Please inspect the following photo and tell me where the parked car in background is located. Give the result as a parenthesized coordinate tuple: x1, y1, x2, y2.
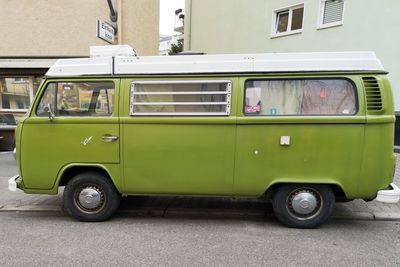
(0, 113, 16, 151)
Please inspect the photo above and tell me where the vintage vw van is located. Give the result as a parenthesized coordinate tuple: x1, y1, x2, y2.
(9, 46, 400, 228)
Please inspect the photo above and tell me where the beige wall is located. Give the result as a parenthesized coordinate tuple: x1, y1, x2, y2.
(120, 0, 160, 56)
(0, 0, 159, 57)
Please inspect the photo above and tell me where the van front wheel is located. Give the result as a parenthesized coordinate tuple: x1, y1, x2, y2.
(272, 184, 335, 228)
(63, 172, 120, 222)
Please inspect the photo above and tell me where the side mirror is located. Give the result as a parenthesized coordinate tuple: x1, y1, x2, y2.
(47, 103, 55, 121)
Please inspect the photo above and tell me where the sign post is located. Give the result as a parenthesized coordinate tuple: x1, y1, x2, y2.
(96, 20, 115, 44)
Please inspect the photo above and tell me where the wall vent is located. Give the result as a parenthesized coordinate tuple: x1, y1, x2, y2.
(363, 77, 382, 111)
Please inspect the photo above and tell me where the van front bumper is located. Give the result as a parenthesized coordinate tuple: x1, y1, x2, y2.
(8, 175, 23, 192)
(376, 183, 400, 203)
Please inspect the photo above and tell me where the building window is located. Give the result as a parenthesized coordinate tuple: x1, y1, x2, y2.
(318, 0, 345, 29)
(244, 79, 356, 116)
(130, 80, 232, 116)
(0, 77, 34, 111)
(272, 4, 304, 38)
(0, 76, 43, 124)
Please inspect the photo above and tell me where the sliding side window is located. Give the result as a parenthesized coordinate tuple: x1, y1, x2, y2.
(244, 79, 357, 116)
(130, 80, 232, 116)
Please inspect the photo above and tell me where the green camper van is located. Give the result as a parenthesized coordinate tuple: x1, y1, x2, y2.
(9, 46, 400, 228)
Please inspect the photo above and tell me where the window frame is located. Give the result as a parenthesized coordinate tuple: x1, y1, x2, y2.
(271, 3, 305, 38)
(12, 77, 29, 84)
(317, 0, 345, 30)
(129, 80, 232, 116)
(242, 77, 359, 117)
(34, 80, 116, 117)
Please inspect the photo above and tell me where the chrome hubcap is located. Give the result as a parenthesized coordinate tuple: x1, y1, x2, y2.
(291, 192, 318, 215)
(76, 186, 105, 211)
(287, 188, 322, 220)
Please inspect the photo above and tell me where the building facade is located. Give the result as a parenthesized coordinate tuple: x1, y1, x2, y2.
(0, 0, 159, 150)
(184, 0, 400, 122)
(159, 34, 184, 56)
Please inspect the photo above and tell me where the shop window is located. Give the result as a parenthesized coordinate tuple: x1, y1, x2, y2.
(0, 77, 31, 111)
(130, 80, 231, 116)
(0, 114, 16, 126)
(272, 4, 304, 37)
(244, 79, 356, 116)
(13, 77, 29, 84)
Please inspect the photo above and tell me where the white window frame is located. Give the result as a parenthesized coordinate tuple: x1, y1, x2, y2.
(12, 77, 29, 84)
(317, 0, 345, 30)
(271, 3, 304, 38)
(129, 80, 232, 116)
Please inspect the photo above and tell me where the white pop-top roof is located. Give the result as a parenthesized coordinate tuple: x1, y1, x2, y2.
(90, 45, 137, 57)
(46, 49, 385, 77)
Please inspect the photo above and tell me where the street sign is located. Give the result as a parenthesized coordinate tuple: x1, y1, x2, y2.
(96, 20, 115, 44)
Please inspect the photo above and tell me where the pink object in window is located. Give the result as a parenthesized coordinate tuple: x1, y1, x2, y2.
(245, 105, 261, 113)
(320, 89, 327, 99)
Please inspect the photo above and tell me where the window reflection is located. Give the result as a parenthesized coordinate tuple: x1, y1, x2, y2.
(0, 76, 43, 125)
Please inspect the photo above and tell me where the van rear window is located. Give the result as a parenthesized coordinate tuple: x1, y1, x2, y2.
(130, 80, 231, 116)
(244, 79, 356, 116)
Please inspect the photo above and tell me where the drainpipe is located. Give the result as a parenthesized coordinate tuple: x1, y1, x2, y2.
(187, 0, 193, 50)
(107, 0, 118, 34)
(117, 0, 122, 44)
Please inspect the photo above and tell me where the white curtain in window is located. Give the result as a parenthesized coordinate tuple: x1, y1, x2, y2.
(260, 80, 304, 115)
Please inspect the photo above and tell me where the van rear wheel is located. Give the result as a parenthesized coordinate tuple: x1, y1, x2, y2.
(63, 172, 120, 222)
(272, 184, 335, 228)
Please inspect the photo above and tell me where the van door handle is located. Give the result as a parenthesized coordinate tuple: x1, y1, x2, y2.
(102, 135, 119, 142)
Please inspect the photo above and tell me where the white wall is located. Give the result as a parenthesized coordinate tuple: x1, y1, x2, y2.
(185, 0, 400, 110)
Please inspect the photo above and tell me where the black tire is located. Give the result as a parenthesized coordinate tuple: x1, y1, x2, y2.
(272, 184, 335, 228)
(63, 172, 121, 222)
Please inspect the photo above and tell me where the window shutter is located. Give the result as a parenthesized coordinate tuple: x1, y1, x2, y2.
(323, 0, 344, 24)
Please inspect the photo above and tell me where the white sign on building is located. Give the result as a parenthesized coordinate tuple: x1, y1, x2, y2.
(96, 20, 115, 44)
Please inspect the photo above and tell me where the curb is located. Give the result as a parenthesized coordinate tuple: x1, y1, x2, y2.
(373, 212, 400, 221)
(0, 205, 62, 212)
(332, 211, 375, 221)
(1, 205, 400, 221)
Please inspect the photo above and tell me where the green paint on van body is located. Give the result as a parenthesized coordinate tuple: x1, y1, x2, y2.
(15, 73, 396, 201)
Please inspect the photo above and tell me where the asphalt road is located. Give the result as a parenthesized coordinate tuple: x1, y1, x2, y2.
(0, 212, 399, 266)
(1, 151, 400, 266)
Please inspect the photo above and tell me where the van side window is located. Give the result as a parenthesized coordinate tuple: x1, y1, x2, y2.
(244, 79, 356, 116)
(36, 81, 115, 117)
(130, 80, 231, 116)
(36, 83, 56, 116)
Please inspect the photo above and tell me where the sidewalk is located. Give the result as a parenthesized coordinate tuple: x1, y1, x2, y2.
(1, 152, 400, 221)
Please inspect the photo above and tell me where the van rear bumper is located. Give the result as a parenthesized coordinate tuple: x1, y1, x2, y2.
(376, 183, 400, 203)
